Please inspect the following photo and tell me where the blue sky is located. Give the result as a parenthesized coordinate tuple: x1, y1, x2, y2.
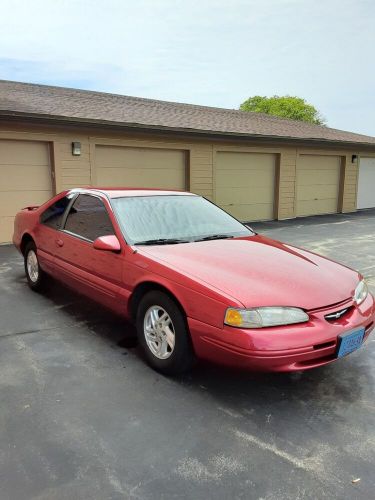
(1, 0, 374, 135)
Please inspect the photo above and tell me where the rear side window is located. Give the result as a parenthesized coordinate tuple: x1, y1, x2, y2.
(64, 194, 114, 241)
(40, 195, 73, 229)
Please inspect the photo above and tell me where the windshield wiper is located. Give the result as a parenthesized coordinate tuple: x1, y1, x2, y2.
(194, 234, 234, 242)
(134, 238, 189, 245)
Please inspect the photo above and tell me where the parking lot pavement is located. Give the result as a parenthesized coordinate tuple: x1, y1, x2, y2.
(0, 209, 374, 500)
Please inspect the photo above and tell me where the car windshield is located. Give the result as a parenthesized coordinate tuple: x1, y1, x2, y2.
(111, 195, 254, 244)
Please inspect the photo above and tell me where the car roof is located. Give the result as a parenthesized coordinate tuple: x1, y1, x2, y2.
(68, 187, 197, 199)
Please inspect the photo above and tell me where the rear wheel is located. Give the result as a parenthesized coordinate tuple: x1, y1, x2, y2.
(24, 241, 46, 292)
(136, 291, 194, 375)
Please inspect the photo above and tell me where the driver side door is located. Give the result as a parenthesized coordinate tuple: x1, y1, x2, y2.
(54, 193, 124, 311)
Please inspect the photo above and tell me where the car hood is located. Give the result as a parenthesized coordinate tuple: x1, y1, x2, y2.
(139, 235, 359, 310)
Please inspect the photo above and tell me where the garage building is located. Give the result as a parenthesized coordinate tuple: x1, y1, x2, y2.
(1, 80, 375, 244)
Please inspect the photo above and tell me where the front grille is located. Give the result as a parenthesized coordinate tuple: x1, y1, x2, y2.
(324, 307, 351, 322)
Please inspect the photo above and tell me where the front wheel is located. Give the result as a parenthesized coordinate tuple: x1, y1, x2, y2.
(24, 241, 47, 292)
(136, 291, 194, 375)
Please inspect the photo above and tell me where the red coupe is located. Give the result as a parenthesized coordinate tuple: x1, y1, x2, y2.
(13, 188, 374, 375)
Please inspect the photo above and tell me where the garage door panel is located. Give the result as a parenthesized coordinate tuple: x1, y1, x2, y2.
(297, 155, 339, 168)
(297, 163, 340, 170)
(296, 155, 340, 217)
(98, 157, 185, 170)
(217, 153, 274, 171)
(0, 140, 52, 243)
(216, 186, 274, 205)
(0, 217, 14, 244)
(297, 170, 339, 186)
(215, 152, 276, 221)
(216, 169, 274, 188)
(0, 140, 50, 165)
(222, 203, 274, 221)
(297, 184, 339, 200)
(0, 164, 52, 191)
(95, 146, 186, 190)
(97, 167, 185, 189)
(357, 158, 375, 209)
(96, 147, 185, 168)
(297, 199, 338, 217)
(0, 191, 52, 217)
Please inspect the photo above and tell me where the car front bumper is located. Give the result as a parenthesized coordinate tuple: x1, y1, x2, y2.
(188, 293, 375, 372)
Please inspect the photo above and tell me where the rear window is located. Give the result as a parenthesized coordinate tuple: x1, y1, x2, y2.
(40, 195, 73, 229)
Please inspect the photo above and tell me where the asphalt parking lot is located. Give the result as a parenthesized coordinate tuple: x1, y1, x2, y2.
(0, 209, 374, 500)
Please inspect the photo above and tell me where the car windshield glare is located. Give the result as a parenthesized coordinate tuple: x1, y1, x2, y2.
(111, 195, 253, 244)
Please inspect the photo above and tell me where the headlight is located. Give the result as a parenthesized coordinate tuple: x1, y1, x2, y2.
(354, 280, 368, 305)
(224, 307, 309, 328)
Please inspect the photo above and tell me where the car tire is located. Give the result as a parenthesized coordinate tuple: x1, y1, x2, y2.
(136, 291, 194, 375)
(24, 241, 47, 292)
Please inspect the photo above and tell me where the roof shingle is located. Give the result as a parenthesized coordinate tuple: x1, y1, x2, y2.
(1, 80, 375, 147)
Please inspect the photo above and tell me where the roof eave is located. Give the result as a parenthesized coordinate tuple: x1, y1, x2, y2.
(1, 110, 375, 151)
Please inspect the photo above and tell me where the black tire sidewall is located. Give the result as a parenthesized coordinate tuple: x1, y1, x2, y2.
(136, 291, 194, 375)
(24, 242, 45, 291)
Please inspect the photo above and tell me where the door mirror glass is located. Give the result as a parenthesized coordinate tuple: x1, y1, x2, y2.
(93, 235, 121, 252)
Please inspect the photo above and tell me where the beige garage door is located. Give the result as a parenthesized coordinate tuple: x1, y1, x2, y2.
(0, 140, 52, 243)
(215, 152, 276, 221)
(95, 146, 186, 190)
(296, 155, 341, 217)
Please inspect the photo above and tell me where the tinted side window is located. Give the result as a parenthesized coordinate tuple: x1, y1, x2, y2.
(40, 195, 73, 229)
(64, 194, 114, 241)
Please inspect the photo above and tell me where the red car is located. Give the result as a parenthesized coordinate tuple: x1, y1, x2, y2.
(13, 188, 374, 375)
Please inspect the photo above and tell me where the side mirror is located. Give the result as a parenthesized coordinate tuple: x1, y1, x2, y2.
(93, 235, 121, 252)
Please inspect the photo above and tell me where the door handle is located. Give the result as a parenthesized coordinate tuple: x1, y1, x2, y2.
(56, 239, 64, 247)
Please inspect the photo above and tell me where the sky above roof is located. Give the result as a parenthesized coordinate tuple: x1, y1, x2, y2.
(0, 0, 374, 136)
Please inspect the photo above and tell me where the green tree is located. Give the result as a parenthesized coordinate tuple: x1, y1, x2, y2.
(240, 95, 326, 125)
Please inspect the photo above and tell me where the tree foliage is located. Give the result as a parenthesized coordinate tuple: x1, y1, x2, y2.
(240, 95, 326, 125)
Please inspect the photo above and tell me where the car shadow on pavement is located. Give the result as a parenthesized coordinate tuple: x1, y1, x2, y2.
(37, 277, 139, 347)
(36, 277, 367, 416)
(178, 359, 365, 410)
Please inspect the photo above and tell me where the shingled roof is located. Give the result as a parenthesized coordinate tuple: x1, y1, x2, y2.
(1, 80, 375, 148)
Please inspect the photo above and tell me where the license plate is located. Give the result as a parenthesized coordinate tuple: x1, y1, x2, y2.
(336, 328, 365, 358)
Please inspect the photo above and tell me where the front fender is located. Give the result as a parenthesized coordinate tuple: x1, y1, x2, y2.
(122, 266, 234, 329)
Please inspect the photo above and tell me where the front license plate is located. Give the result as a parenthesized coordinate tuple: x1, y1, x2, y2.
(336, 328, 365, 358)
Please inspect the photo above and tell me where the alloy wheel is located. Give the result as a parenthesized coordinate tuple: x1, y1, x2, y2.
(143, 305, 176, 359)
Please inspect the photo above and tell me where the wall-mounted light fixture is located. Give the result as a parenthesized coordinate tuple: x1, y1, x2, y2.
(72, 141, 81, 156)
(351, 154, 358, 164)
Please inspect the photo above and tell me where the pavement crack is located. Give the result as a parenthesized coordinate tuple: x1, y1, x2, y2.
(0, 327, 56, 340)
(0, 320, 108, 340)
(233, 429, 325, 475)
